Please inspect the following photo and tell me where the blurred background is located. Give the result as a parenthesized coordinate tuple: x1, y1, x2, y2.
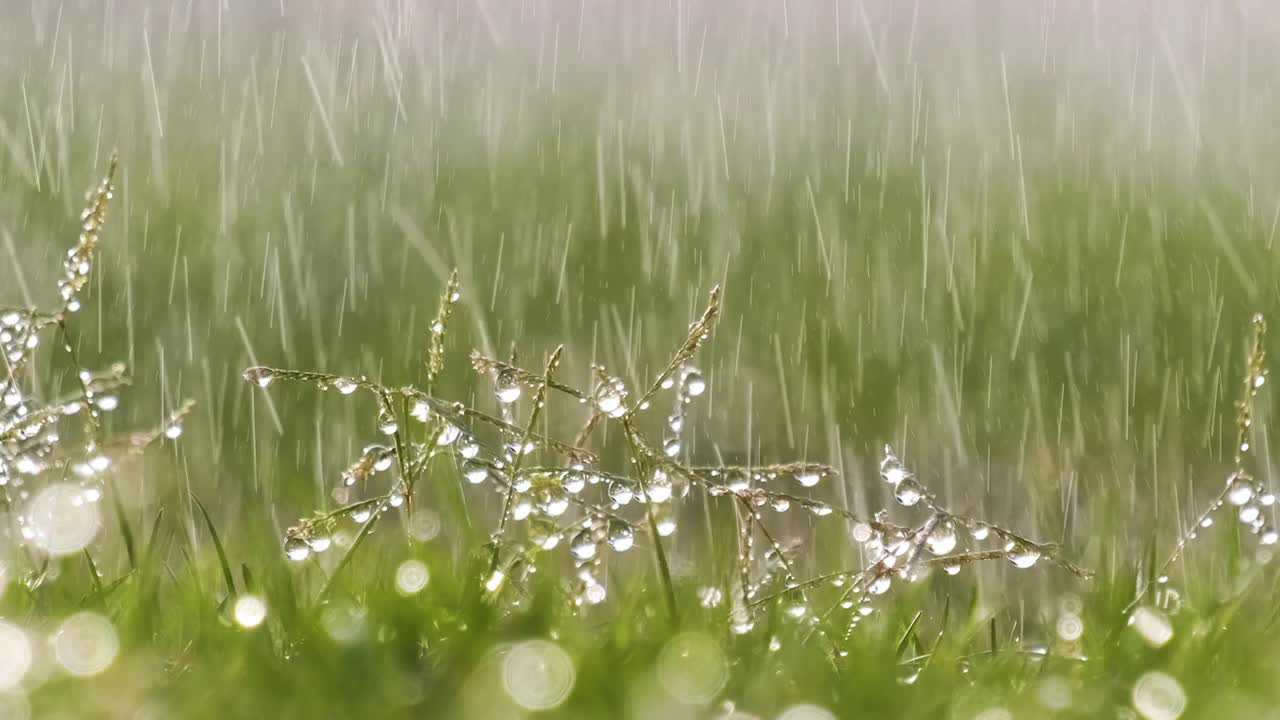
(1, 0, 1278, 590)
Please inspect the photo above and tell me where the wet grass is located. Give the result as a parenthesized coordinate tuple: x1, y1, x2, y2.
(3, 2, 1280, 718)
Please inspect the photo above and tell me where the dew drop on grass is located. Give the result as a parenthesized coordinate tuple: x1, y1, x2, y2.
(502, 640, 575, 712)
(795, 471, 821, 488)
(605, 520, 634, 552)
(1055, 613, 1084, 642)
(233, 595, 268, 629)
(495, 370, 522, 404)
(395, 559, 430, 595)
(1227, 472, 1255, 506)
(1005, 543, 1041, 569)
(868, 575, 892, 595)
(880, 445, 910, 485)
(308, 536, 332, 553)
(683, 369, 706, 397)
(570, 528, 597, 561)
(1132, 671, 1186, 720)
(0, 621, 32, 690)
(604, 476, 634, 504)
(436, 423, 461, 446)
(284, 537, 311, 562)
(663, 438, 681, 457)
(893, 477, 924, 507)
(25, 484, 101, 556)
(646, 468, 673, 503)
(593, 378, 627, 417)
(51, 612, 118, 677)
(331, 377, 359, 395)
(410, 400, 430, 422)
(926, 520, 958, 555)
(242, 367, 276, 388)
(377, 409, 399, 436)
(1128, 606, 1173, 648)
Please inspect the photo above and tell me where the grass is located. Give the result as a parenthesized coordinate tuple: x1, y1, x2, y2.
(3, 2, 1280, 719)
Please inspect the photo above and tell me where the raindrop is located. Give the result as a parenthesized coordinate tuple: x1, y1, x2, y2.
(868, 575, 892, 595)
(880, 445, 910, 485)
(331, 377, 359, 395)
(646, 468, 674, 503)
(1227, 473, 1255, 506)
(893, 477, 924, 507)
(608, 479, 636, 505)
(683, 369, 706, 397)
(436, 423, 461, 446)
(1132, 671, 1186, 720)
(284, 537, 311, 562)
(502, 640, 576, 711)
(926, 520, 958, 555)
(1128, 606, 1173, 648)
(606, 520, 634, 552)
(243, 367, 276, 388)
(495, 370, 522, 404)
(795, 471, 821, 488)
(51, 612, 118, 677)
(395, 560, 429, 595)
(593, 378, 627, 417)
(1005, 543, 1041, 569)
(377, 408, 399, 436)
(233, 595, 268, 629)
(570, 528, 597, 561)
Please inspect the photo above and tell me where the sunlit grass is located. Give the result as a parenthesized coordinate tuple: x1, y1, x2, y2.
(2, 2, 1280, 719)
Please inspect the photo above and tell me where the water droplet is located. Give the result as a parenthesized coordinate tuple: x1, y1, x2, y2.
(1128, 606, 1173, 648)
(593, 378, 627, 417)
(663, 438, 681, 457)
(0, 621, 32, 690)
(893, 477, 924, 507)
(606, 520, 634, 552)
(233, 595, 268, 628)
(495, 370, 522, 404)
(242, 367, 276, 388)
(502, 640, 576, 711)
(51, 612, 118, 677)
(1240, 503, 1262, 524)
(926, 520, 958, 555)
(608, 478, 636, 505)
(880, 445, 910, 485)
(331, 377, 359, 395)
(436, 423, 461, 446)
(868, 575, 892, 595)
(395, 560, 429, 595)
(26, 484, 101, 555)
(795, 471, 821, 488)
(646, 468, 673, 503)
(1055, 613, 1084, 641)
(1005, 543, 1041, 569)
(410, 400, 431, 422)
(683, 369, 706, 397)
(377, 408, 399, 435)
(1227, 472, 1255, 506)
(284, 537, 311, 562)
(570, 528, 597, 561)
(1132, 671, 1186, 720)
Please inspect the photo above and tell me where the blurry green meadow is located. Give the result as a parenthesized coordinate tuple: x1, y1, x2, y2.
(2, 1, 1280, 718)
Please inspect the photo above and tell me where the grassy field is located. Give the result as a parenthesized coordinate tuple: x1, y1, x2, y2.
(3, 1, 1280, 718)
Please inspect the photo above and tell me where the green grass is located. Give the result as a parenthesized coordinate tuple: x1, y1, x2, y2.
(3, 2, 1280, 718)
